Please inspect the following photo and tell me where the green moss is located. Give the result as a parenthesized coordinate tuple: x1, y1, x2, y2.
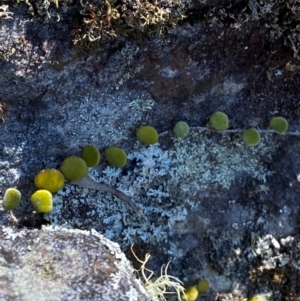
(105, 146, 127, 168)
(2, 188, 21, 211)
(242, 128, 261, 146)
(74, 0, 189, 44)
(197, 279, 209, 294)
(209, 112, 229, 131)
(34, 169, 65, 193)
(82, 144, 100, 167)
(136, 125, 159, 145)
(31, 190, 53, 213)
(60, 156, 88, 181)
(173, 121, 189, 138)
(269, 116, 288, 133)
(181, 286, 198, 301)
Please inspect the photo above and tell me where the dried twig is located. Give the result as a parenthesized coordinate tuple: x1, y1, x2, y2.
(160, 127, 300, 137)
(72, 176, 146, 220)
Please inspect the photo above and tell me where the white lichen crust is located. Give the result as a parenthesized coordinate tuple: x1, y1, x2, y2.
(46, 129, 275, 248)
(46, 144, 186, 246)
(169, 130, 274, 193)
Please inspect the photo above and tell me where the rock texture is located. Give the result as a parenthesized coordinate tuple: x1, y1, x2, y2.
(1, 1, 300, 300)
(0, 226, 150, 301)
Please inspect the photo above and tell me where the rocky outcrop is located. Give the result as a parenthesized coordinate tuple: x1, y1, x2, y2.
(0, 226, 150, 301)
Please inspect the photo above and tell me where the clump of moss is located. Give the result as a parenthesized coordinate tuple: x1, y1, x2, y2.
(2, 188, 21, 211)
(209, 112, 229, 131)
(31, 190, 53, 213)
(181, 285, 198, 301)
(82, 144, 100, 167)
(242, 128, 261, 146)
(34, 169, 65, 193)
(136, 125, 159, 145)
(74, 0, 189, 44)
(105, 146, 127, 168)
(269, 116, 288, 133)
(60, 156, 88, 181)
(173, 121, 189, 138)
(197, 279, 209, 294)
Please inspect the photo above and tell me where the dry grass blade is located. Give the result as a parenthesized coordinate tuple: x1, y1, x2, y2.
(72, 176, 145, 219)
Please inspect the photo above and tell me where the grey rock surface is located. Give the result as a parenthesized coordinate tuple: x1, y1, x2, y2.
(1, 1, 300, 300)
(0, 225, 150, 301)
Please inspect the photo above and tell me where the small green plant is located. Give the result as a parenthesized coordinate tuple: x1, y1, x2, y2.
(82, 144, 100, 167)
(181, 286, 198, 301)
(196, 279, 209, 294)
(209, 112, 229, 131)
(173, 121, 189, 138)
(31, 190, 53, 213)
(105, 146, 127, 168)
(34, 168, 65, 193)
(60, 156, 88, 181)
(269, 116, 288, 133)
(2, 188, 21, 211)
(248, 293, 271, 301)
(242, 128, 261, 146)
(136, 125, 159, 145)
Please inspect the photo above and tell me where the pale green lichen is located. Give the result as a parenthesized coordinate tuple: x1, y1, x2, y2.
(131, 246, 185, 301)
(169, 130, 273, 193)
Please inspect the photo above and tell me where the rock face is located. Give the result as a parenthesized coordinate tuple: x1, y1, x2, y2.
(0, 226, 150, 301)
(2, 1, 300, 300)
